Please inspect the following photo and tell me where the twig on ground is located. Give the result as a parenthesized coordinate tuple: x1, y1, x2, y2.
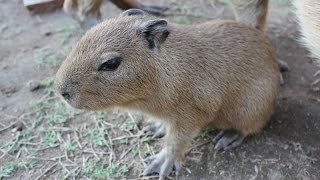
(35, 144, 59, 151)
(119, 147, 133, 161)
(34, 162, 57, 180)
(89, 143, 100, 160)
(27, 155, 65, 162)
(59, 159, 71, 176)
(95, 119, 117, 162)
(137, 137, 146, 166)
(146, 143, 155, 156)
(15, 150, 21, 160)
(187, 140, 211, 153)
(73, 130, 82, 149)
(0, 132, 21, 159)
(82, 149, 110, 156)
(111, 134, 141, 141)
(39, 127, 73, 132)
(62, 166, 81, 179)
(0, 123, 15, 132)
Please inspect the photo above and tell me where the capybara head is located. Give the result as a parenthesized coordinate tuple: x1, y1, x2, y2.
(55, 9, 170, 110)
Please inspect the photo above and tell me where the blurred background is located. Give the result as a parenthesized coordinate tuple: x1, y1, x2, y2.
(0, 0, 319, 179)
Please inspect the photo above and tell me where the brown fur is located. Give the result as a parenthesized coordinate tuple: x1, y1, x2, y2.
(231, 0, 269, 33)
(55, 14, 279, 175)
(63, 0, 103, 28)
(63, 0, 269, 33)
(63, 0, 141, 25)
(63, 0, 269, 31)
(63, 0, 168, 29)
(62, 0, 320, 63)
(232, 0, 320, 66)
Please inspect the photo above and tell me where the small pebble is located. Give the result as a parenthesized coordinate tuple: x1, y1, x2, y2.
(44, 31, 52, 36)
(27, 80, 40, 91)
(11, 122, 25, 133)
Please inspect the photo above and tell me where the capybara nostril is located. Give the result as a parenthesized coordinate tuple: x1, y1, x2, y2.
(61, 92, 71, 100)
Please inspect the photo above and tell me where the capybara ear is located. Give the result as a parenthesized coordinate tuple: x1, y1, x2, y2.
(139, 19, 170, 49)
(120, 8, 146, 17)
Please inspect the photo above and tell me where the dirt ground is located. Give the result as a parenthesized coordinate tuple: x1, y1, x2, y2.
(0, 0, 319, 179)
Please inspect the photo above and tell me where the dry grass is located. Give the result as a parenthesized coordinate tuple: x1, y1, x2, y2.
(0, 84, 154, 179)
(0, 76, 212, 179)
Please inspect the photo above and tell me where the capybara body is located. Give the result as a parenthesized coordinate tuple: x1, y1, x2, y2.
(55, 11, 279, 179)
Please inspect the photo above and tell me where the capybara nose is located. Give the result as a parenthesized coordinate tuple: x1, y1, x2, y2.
(61, 92, 71, 100)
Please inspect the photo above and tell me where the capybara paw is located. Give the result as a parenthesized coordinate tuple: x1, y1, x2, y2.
(142, 148, 182, 180)
(212, 130, 246, 151)
(142, 121, 166, 138)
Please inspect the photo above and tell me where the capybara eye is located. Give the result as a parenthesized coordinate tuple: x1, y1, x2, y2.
(98, 57, 121, 71)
